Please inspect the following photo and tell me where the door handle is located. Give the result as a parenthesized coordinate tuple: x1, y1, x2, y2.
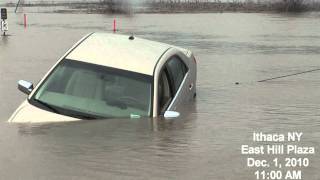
(189, 83, 193, 91)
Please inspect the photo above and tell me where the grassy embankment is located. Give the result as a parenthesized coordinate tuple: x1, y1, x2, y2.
(144, 0, 320, 13)
(2, 0, 320, 14)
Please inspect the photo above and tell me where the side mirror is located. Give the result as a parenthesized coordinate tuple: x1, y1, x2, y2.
(18, 80, 33, 95)
(164, 111, 180, 119)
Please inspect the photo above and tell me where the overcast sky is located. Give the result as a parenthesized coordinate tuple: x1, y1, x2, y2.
(1, 0, 258, 3)
(1, 0, 319, 3)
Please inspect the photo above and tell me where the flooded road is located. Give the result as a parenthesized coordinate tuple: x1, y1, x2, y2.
(1, 10, 320, 179)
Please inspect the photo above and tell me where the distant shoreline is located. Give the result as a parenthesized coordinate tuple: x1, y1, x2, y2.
(2, 1, 320, 14)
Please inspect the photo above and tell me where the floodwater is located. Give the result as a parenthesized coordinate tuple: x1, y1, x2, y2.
(1, 9, 320, 179)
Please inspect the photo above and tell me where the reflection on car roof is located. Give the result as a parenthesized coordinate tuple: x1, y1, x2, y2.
(66, 32, 172, 75)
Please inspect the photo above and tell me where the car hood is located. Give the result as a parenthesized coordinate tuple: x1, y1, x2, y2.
(8, 100, 80, 123)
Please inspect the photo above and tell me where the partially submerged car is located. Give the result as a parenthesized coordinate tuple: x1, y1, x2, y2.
(8, 33, 197, 123)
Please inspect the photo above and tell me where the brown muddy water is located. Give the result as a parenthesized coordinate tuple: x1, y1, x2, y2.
(0, 10, 320, 179)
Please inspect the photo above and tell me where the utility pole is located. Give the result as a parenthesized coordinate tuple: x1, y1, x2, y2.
(15, 0, 23, 13)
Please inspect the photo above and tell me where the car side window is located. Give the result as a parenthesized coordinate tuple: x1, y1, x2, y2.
(158, 68, 173, 115)
(166, 56, 188, 93)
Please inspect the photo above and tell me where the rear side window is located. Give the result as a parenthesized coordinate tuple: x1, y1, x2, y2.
(166, 56, 188, 93)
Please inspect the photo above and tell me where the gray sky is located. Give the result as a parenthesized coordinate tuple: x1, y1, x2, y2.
(1, 0, 319, 3)
(3, 0, 237, 3)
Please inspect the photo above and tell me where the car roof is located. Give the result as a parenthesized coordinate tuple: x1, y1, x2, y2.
(66, 32, 175, 76)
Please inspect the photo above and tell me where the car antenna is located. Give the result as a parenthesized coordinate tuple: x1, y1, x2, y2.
(129, 34, 134, 40)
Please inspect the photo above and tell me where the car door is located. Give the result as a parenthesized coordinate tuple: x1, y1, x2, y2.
(157, 55, 189, 115)
(165, 56, 190, 111)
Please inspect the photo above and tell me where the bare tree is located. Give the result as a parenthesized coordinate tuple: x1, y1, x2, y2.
(100, 0, 130, 14)
(281, 0, 306, 12)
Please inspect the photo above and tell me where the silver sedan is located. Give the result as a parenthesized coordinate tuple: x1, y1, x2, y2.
(9, 32, 197, 123)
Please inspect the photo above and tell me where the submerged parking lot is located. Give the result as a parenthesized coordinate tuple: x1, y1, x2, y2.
(1, 10, 320, 179)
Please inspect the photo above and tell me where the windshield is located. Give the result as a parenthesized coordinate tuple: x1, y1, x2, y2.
(30, 59, 153, 119)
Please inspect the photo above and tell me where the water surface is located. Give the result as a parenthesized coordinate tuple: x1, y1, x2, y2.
(0, 10, 320, 179)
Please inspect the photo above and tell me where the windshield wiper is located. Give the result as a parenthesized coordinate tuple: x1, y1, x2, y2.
(106, 100, 127, 109)
(67, 113, 98, 120)
(33, 100, 102, 120)
(34, 99, 61, 114)
(60, 105, 102, 120)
